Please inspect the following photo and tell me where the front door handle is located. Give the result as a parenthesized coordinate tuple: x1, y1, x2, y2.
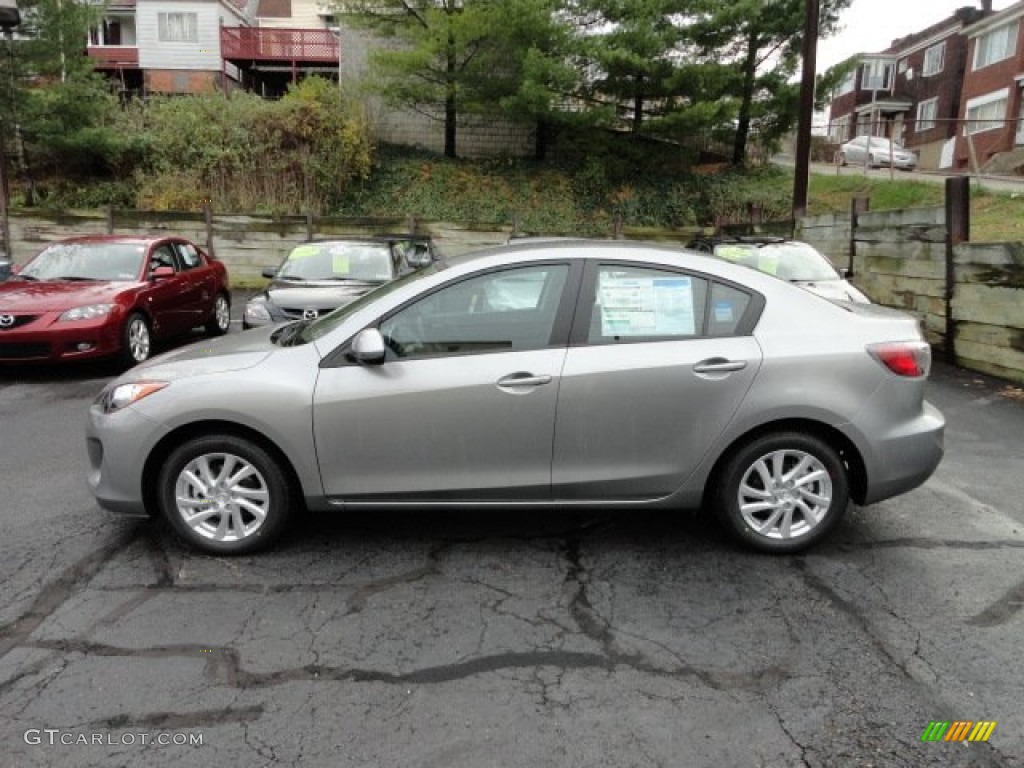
(693, 358, 747, 374)
(497, 373, 553, 388)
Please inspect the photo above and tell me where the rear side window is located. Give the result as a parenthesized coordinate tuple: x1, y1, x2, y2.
(708, 283, 752, 336)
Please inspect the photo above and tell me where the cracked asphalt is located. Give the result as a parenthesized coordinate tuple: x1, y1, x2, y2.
(1, 325, 1022, 767)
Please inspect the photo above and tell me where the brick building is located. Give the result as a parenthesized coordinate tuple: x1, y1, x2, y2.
(827, 1, 994, 170)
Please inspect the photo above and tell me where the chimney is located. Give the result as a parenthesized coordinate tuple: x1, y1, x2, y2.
(981, 0, 993, 12)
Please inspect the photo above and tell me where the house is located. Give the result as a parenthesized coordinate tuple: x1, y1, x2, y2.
(827, 1, 993, 170)
(954, 0, 1024, 170)
(86, 0, 339, 97)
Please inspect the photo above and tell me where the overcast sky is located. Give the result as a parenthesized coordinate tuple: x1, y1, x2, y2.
(816, 0, 1017, 73)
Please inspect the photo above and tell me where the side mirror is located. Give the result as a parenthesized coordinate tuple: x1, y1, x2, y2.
(151, 266, 175, 280)
(350, 328, 386, 365)
(261, 266, 278, 279)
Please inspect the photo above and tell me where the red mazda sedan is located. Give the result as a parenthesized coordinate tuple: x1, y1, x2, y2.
(0, 236, 231, 366)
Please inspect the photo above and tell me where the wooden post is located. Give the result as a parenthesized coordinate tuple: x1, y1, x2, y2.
(849, 196, 869, 277)
(407, 213, 417, 235)
(106, 205, 114, 234)
(613, 212, 623, 240)
(203, 202, 216, 259)
(944, 177, 969, 364)
(306, 211, 314, 241)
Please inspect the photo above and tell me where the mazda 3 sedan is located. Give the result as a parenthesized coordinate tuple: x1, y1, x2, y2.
(243, 235, 439, 328)
(0, 236, 230, 366)
(86, 241, 943, 555)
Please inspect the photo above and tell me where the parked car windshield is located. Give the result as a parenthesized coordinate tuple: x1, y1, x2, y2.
(20, 243, 147, 282)
(296, 261, 447, 345)
(713, 242, 841, 282)
(276, 242, 395, 283)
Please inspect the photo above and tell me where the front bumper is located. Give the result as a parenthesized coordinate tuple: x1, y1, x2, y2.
(86, 402, 170, 516)
(0, 311, 123, 363)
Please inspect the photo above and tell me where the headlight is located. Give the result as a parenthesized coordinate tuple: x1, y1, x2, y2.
(98, 380, 169, 414)
(244, 301, 272, 322)
(60, 303, 115, 322)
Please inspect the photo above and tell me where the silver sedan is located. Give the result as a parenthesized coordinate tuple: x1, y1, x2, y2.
(86, 241, 944, 555)
(839, 136, 918, 170)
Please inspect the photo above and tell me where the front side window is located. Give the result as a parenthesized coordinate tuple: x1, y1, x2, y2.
(923, 42, 946, 76)
(916, 98, 939, 131)
(974, 23, 1017, 70)
(158, 13, 198, 43)
(589, 265, 708, 343)
(379, 265, 569, 360)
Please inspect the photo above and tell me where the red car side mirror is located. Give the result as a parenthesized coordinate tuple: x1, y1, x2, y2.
(151, 266, 175, 280)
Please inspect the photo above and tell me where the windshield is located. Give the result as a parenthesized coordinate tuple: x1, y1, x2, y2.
(20, 243, 146, 282)
(297, 261, 446, 345)
(713, 242, 841, 282)
(276, 242, 395, 282)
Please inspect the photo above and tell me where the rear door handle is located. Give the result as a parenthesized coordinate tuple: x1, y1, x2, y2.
(693, 358, 747, 374)
(497, 373, 553, 388)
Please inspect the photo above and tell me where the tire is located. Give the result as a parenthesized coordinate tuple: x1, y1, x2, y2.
(714, 431, 849, 554)
(205, 293, 231, 336)
(120, 312, 152, 367)
(838, 152, 848, 167)
(157, 435, 293, 555)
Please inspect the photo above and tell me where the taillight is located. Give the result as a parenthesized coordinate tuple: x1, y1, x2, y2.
(867, 341, 931, 377)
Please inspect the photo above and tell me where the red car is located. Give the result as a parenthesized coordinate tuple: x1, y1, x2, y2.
(0, 236, 231, 366)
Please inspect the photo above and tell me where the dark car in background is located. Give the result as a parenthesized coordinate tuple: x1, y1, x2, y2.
(0, 256, 11, 282)
(243, 235, 440, 329)
(687, 235, 870, 304)
(0, 236, 231, 366)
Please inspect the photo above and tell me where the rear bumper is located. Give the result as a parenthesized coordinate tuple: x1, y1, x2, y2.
(854, 400, 944, 505)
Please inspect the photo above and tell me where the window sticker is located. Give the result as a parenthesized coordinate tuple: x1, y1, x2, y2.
(757, 252, 779, 275)
(332, 254, 350, 273)
(288, 245, 318, 261)
(599, 274, 695, 336)
(715, 245, 751, 262)
(714, 301, 734, 323)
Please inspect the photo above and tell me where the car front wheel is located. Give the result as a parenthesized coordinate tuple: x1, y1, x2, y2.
(158, 435, 292, 555)
(714, 432, 849, 554)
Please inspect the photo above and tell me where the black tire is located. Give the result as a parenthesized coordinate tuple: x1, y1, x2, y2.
(120, 312, 152, 367)
(157, 434, 293, 555)
(205, 293, 231, 336)
(714, 431, 849, 554)
(838, 152, 848, 167)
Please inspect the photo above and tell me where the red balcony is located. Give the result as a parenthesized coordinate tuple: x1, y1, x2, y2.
(87, 46, 139, 69)
(220, 28, 340, 63)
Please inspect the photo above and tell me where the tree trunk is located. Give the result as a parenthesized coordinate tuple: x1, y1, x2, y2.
(632, 73, 644, 134)
(444, 21, 457, 158)
(732, 30, 759, 166)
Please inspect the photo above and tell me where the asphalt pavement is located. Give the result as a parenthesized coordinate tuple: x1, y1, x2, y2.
(0, 329, 1022, 767)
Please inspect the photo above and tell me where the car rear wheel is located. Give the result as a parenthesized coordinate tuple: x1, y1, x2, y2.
(714, 432, 849, 553)
(158, 435, 292, 555)
(120, 312, 151, 367)
(838, 151, 848, 166)
(206, 293, 231, 336)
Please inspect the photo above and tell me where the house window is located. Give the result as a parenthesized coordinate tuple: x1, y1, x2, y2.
(965, 88, 1008, 134)
(861, 60, 892, 91)
(158, 12, 198, 43)
(973, 23, 1017, 70)
(897, 58, 908, 74)
(916, 98, 938, 131)
(922, 42, 945, 76)
(835, 71, 856, 96)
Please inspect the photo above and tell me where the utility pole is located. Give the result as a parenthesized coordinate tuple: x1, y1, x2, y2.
(0, 0, 21, 262)
(792, 0, 820, 226)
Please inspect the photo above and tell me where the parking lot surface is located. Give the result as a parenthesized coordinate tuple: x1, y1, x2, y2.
(1, 321, 1022, 767)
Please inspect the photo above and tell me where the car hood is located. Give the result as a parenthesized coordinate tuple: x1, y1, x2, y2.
(0, 280, 134, 312)
(123, 326, 278, 381)
(794, 279, 870, 303)
(263, 281, 379, 310)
